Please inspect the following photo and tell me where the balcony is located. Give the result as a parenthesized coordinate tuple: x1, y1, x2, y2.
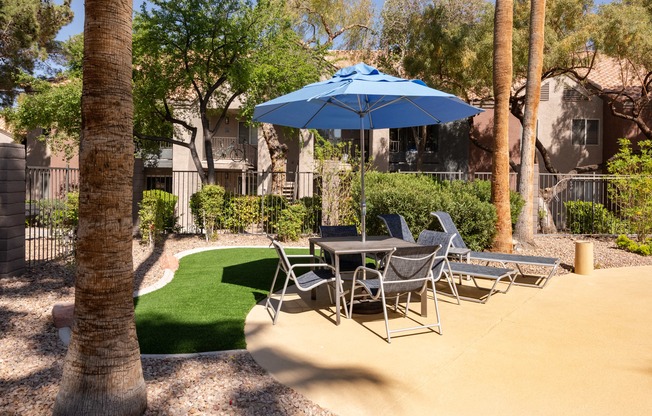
(206, 137, 256, 169)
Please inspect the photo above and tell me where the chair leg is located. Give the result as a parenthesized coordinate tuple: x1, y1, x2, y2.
(431, 283, 442, 335)
(270, 276, 292, 325)
(380, 291, 392, 344)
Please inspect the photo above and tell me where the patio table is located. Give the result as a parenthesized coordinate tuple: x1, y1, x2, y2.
(309, 236, 421, 325)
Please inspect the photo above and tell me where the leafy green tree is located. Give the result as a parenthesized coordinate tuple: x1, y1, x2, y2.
(132, 0, 324, 184)
(608, 138, 652, 242)
(0, 0, 72, 106)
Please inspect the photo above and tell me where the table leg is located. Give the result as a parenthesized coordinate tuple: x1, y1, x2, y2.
(335, 253, 341, 325)
(310, 242, 317, 300)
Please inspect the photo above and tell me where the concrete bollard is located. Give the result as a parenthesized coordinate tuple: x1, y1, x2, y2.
(574, 240, 594, 275)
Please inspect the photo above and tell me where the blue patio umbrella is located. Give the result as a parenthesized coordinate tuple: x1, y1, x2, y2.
(253, 63, 483, 241)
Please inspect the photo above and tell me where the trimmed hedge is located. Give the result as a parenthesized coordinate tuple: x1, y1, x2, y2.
(352, 172, 524, 251)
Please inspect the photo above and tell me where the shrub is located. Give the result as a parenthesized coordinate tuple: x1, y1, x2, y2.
(275, 203, 307, 241)
(299, 196, 322, 234)
(33, 192, 79, 235)
(355, 173, 498, 251)
(222, 195, 261, 233)
(607, 138, 652, 241)
(139, 190, 178, 245)
(261, 194, 287, 233)
(460, 180, 525, 227)
(190, 184, 225, 240)
(565, 201, 625, 234)
(616, 234, 652, 256)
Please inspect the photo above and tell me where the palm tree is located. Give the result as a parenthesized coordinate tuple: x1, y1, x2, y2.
(491, 0, 514, 253)
(53, 0, 147, 414)
(515, 0, 547, 246)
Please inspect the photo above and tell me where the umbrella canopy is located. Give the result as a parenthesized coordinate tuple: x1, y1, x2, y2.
(253, 63, 483, 240)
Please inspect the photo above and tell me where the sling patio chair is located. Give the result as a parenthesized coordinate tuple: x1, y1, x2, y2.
(319, 225, 366, 274)
(415, 230, 460, 304)
(265, 240, 343, 325)
(431, 211, 561, 288)
(348, 245, 442, 343)
(377, 214, 416, 243)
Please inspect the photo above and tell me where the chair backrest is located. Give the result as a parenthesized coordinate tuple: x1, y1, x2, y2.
(416, 230, 456, 279)
(431, 211, 467, 249)
(271, 240, 291, 273)
(319, 225, 358, 238)
(319, 225, 362, 270)
(381, 245, 439, 294)
(378, 214, 415, 243)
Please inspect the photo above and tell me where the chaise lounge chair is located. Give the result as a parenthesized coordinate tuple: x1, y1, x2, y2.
(379, 214, 516, 303)
(431, 211, 561, 288)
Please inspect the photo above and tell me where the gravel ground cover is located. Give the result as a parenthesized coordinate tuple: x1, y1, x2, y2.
(2, 233, 652, 415)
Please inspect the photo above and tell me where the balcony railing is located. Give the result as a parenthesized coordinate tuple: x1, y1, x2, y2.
(207, 137, 256, 166)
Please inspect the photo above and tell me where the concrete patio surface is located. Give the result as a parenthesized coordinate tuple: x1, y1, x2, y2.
(245, 266, 652, 415)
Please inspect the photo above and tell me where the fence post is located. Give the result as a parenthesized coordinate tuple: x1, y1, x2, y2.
(0, 143, 26, 277)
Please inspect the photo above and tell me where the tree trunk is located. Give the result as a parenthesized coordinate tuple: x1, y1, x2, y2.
(491, 0, 514, 253)
(53, 1, 147, 414)
(261, 123, 288, 193)
(514, 0, 546, 247)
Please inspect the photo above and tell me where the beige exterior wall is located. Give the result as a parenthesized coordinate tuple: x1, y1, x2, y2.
(537, 76, 603, 172)
(370, 129, 389, 172)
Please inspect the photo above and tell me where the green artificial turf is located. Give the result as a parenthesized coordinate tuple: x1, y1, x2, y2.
(134, 247, 307, 354)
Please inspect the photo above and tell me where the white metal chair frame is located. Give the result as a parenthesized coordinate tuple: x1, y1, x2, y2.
(348, 246, 442, 343)
(265, 240, 343, 325)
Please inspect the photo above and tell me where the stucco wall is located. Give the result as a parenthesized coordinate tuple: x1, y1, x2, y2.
(537, 77, 603, 172)
(470, 109, 522, 172)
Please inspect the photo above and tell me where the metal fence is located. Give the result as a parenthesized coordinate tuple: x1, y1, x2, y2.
(25, 167, 79, 265)
(24, 167, 646, 265)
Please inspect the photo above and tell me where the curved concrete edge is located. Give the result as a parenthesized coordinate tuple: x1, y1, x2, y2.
(57, 245, 307, 358)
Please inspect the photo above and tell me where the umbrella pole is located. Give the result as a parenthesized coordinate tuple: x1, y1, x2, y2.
(359, 117, 366, 242)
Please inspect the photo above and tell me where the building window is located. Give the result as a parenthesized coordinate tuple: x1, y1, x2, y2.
(238, 122, 258, 145)
(572, 119, 599, 146)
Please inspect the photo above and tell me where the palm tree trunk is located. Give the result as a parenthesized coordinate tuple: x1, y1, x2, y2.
(515, 0, 547, 246)
(53, 1, 147, 414)
(491, 0, 514, 253)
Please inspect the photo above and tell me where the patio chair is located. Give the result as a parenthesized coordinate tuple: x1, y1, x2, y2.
(348, 245, 442, 343)
(415, 230, 460, 304)
(319, 225, 365, 273)
(377, 214, 416, 243)
(431, 211, 561, 288)
(265, 240, 340, 325)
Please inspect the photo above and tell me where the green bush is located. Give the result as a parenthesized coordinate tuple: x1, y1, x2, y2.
(222, 195, 261, 233)
(190, 184, 225, 240)
(275, 203, 307, 242)
(565, 201, 625, 234)
(139, 190, 178, 245)
(33, 192, 79, 234)
(355, 173, 499, 251)
(261, 194, 288, 232)
(616, 234, 652, 256)
(299, 196, 322, 234)
(460, 180, 525, 227)
(608, 139, 652, 241)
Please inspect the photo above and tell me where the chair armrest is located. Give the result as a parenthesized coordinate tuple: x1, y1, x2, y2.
(288, 263, 335, 273)
(352, 266, 382, 282)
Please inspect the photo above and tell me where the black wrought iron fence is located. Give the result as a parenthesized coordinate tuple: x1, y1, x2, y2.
(25, 166, 647, 266)
(25, 167, 79, 266)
